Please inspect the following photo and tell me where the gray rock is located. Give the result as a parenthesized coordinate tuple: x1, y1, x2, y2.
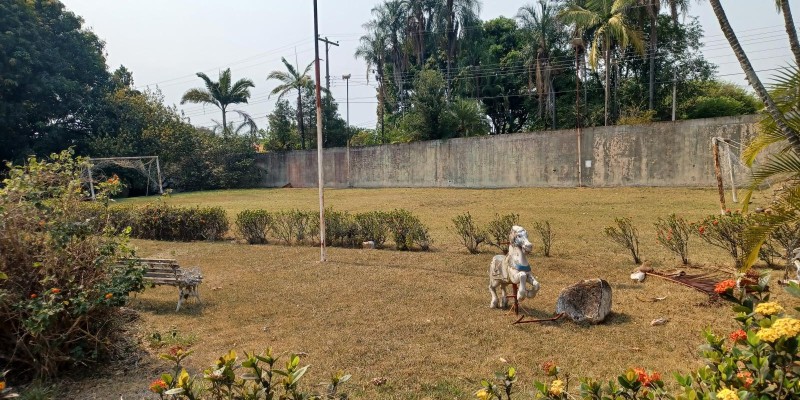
(556, 279, 612, 324)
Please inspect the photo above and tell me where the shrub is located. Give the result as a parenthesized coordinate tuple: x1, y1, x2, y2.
(691, 212, 748, 269)
(452, 212, 486, 254)
(319, 209, 356, 248)
(354, 211, 390, 248)
(235, 210, 273, 244)
(133, 203, 229, 241)
(604, 217, 641, 264)
(272, 210, 315, 245)
(152, 347, 349, 399)
(486, 213, 519, 254)
(533, 221, 555, 257)
(388, 209, 431, 251)
(654, 214, 691, 265)
(0, 150, 145, 380)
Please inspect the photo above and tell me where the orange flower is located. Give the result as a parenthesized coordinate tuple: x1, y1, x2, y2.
(542, 361, 558, 376)
(149, 378, 167, 394)
(713, 220, 719, 225)
(634, 368, 661, 388)
(698, 226, 706, 234)
(30, 293, 37, 299)
(51, 288, 61, 294)
(737, 371, 753, 388)
(729, 329, 747, 343)
(105, 293, 113, 299)
(0, 381, 5, 390)
(714, 279, 736, 294)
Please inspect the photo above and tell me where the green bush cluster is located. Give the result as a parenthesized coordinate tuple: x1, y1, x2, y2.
(235, 209, 430, 251)
(0, 150, 145, 380)
(80, 203, 230, 242)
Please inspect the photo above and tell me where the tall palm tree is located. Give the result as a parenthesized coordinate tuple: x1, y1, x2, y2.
(443, 0, 482, 96)
(708, 0, 800, 152)
(267, 58, 314, 150)
(775, 0, 800, 67)
(180, 68, 255, 137)
(518, 1, 562, 129)
(560, 0, 644, 126)
(355, 27, 388, 142)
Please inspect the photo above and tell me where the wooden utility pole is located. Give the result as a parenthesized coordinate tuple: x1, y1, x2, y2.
(318, 36, 339, 146)
(313, 0, 326, 261)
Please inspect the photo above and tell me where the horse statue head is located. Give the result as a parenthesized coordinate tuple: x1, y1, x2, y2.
(488, 225, 540, 309)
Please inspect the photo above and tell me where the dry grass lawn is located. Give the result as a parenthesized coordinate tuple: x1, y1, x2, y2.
(66, 187, 798, 399)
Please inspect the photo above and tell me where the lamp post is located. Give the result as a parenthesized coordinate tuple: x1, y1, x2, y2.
(343, 73, 351, 187)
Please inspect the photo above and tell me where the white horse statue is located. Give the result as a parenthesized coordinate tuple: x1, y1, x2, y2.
(488, 225, 540, 308)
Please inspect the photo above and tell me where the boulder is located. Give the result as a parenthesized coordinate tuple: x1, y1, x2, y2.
(556, 278, 612, 324)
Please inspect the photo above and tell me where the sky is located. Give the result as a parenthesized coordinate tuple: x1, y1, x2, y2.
(60, 1, 800, 132)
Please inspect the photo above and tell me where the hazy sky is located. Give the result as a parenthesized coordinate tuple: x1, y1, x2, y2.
(60, 1, 798, 132)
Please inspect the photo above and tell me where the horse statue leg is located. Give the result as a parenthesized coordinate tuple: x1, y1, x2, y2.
(489, 255, 505, 308)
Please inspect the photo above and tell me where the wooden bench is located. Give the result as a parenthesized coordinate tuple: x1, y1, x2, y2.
(123, 258, 202, 311)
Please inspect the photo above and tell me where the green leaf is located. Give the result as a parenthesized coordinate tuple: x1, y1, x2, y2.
(785, 282, 800, 298)
(0, 272, 7, 280)
(164, 388, 185, 395)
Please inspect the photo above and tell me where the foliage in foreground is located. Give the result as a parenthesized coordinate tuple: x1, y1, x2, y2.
(0, 150, 145, 380)
(477, 278, 800, 400)
(148, 347, 348, 400)
(604, 217, 642, 264)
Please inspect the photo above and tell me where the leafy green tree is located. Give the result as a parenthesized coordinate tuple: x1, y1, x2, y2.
(449, 98, 489, 137)
(560, 0, 645, 126)
(0, 0, 111, 163)
(180, 68, 256, 138)
(267, 58, 314, 150)
(403, 69, 456, 141)
(264, 100, 298, 151)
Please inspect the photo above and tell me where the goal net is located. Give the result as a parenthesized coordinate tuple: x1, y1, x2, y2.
(713, 137, 752, 207)
(83, 156, 163, 200)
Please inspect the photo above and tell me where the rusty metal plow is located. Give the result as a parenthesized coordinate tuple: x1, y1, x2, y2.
(506, 283, 565, 325)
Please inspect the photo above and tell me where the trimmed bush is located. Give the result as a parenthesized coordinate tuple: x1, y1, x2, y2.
(388, 209, 431, 251)
(691, 212, 747, 269)
(272, 210, 315, 245)
(134, 203, 229, 241)
(325, 209, 359, 247)
(236, 209, 273, 244)
(654, 214, 691, 265)
(355, 211, 391, 248)
(533, 220, 555, 257)
(604, 217, 642, 264)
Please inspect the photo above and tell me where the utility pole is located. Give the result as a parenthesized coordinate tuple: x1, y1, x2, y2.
(318, 36, 339, 146)
(313, 0, 326, 262)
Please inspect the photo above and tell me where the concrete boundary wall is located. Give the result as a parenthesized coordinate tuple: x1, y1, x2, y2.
(254, 115, 760, 188)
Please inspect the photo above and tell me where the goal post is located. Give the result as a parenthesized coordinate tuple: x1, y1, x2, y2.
(84, 156, 164, 200)
(711, 137, 752, 214)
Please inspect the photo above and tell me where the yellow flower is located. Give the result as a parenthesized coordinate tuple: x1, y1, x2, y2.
(716, 388, 739, 400)
(757, 318, 800, 342)
(754, 302, 784, 316)
(772, 317, 800, 338)
(756, 327, 782, 343)
(549, 379, 564, 396)
(475, 388, 491, 400)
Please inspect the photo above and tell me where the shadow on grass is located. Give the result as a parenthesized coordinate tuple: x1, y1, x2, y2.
(132, 297, 206, 316)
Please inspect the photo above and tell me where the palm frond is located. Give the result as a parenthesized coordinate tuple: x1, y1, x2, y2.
(742, 185, 800, 270)
(180, 88, 218, 108)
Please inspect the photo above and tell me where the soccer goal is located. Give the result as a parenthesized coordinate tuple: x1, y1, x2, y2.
(711, 137, 752, 213)
(84, 156, 163, 200)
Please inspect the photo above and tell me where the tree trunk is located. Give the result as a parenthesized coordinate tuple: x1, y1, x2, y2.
(604, 45, 610, 126)
(446, 0, 455, 99)
(297, 90, 305, 150)
(709, 0, 800, 153)
(221, 105, 227, 137)
(779, 0, 800, 67)
(649, 10, 657, 110)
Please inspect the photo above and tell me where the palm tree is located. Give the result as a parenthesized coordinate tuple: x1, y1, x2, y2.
(560, 0, 644, 126)
(775, 0, 800, 67)
(267, 58, 314, 150)
(443, 0, 482, 95)
(180, 68, 255, 137)
(355, 27, 388, 142)
(518, 1, 563, 129)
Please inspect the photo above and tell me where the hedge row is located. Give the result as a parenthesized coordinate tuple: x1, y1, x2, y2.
(78, 203, 432, 251)
(78, 202, 229, 241)
(236, 208, 431, 251)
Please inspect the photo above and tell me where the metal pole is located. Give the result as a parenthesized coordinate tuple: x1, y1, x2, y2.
(313, 0, 326, 262)
(574, 38, 583, 187)
(712, 138, 727, 215)
(672, 71, 677, 121)
(155, 156, 164, 194)
(87, 165, 96, 200)
(343, 74, 351, 188)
